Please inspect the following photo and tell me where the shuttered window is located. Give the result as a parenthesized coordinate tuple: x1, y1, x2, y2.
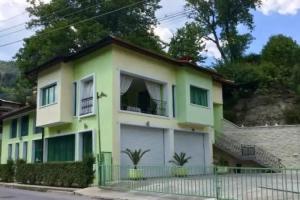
(190, 86, 209, 107)
(20, 115, 29, 136)
(10, 119, 18, 138)
(47, 135, 75, 162)
(82, 132, 93, 158)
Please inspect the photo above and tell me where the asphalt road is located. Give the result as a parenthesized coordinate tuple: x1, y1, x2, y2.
(0, 186, 96, 200)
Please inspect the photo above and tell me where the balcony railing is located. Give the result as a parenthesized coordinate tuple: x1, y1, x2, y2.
(121, 99, 167, 117)
(80, 97, 93, 115)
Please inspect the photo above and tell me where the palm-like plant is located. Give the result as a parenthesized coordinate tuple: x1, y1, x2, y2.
(122, 148, 150, 169)
(169, 152, 192, 166)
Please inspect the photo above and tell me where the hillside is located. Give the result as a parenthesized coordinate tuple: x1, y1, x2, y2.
(0, 60, 19, 100)
(224, 91, 297, 126)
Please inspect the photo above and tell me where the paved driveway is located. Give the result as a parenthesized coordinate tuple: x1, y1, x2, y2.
(105, 173, 300, 200)
(0, 186, 94, 200)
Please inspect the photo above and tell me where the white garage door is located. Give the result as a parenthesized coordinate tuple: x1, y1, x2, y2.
(174, 131, 206, 166)
(120, 125, 165, 166)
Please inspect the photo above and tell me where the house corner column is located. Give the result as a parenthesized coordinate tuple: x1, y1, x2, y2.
(164, 128, 174, 165)
(204, 127, 214, 167)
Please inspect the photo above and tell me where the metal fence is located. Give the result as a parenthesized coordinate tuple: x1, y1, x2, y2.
(99, 165, 300, 200)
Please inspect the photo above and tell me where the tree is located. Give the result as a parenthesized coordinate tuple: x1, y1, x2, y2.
(168, 22, 206, 63)
(261, 34, 300, 87)
(15, 0, 162, 72)
(261, 34, 299, 67)
(185, 0, 261, 63)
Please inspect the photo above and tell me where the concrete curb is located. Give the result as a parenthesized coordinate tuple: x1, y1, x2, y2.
(0, 182, 78, 194)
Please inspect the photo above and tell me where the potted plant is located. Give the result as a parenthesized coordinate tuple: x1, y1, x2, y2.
(215, 157, 229, 174)
(169, 152, 191, 177)
(122, 148, 150, 180)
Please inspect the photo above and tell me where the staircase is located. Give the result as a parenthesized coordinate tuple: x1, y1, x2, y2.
(215, 133, 284, 169)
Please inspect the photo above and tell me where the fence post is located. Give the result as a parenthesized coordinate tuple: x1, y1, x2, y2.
(214, 166, 221, 199)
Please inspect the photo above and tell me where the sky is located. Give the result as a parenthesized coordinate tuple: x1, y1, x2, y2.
(0, 0, 300, 63)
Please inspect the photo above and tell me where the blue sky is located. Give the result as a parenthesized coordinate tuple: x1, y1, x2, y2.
(0, 0, 300, 63)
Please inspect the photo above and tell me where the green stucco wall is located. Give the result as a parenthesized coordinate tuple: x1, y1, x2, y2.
(176, 68, 214, 126)
(1, 111, 42, 164)
(213, 103, 223, 135)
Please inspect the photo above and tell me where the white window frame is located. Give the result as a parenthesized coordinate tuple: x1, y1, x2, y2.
(79, 74, 96, 117)
(39, 82, 58, 107)
(189, 84, 211, 109)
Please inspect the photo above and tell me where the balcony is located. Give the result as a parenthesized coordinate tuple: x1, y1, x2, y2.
(80, 97, 93, 115)
(120, 74, 168, 117)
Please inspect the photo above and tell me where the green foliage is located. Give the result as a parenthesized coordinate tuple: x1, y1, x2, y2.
(168, 22, 206, 63)
(169, 152, 191, 166)
(0, 160, 15, 182)
(262, 34, 299, 67)
(122, 148, 150, 169)
(15, 0, 163, 73)
(185, 0, 261, 63)
(15, 157, 95, 187)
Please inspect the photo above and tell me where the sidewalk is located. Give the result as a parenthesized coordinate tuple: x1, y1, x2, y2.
(75, 187, 212, 200)
(0, 182, 77, 194)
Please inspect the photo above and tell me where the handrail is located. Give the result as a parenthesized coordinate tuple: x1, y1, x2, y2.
(215, 133, 284, 169)
(121, 98, 167, 117)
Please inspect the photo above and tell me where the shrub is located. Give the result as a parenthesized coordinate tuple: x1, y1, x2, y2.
(15, 156, 95, 187)
(0, 160, 15, 182)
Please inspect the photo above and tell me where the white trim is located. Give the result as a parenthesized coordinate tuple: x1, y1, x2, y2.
(77, 129, 95, 161)
(39, 81, 58, 108)
(189, 84, 211, 109)
(119, 109, 171, 120)
(79, 74, 96, 118)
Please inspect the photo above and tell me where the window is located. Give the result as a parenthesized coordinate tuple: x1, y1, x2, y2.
(10, 119, 18, 138)
(82, 132, 93, 159)
(80, 76, 94, 115)
(41, 83, 57, 106)
(8, 144, 12, 160)
(34, 140, 43, 163)
(172, 85, 176, 117)
(15, 143, 19, 160)
(47, 135, 75, 162)
(190, 86, 209, 107)
(23, 142, 28, 161)
(72, 82, 77, 116)
(20, 115, 29, 136)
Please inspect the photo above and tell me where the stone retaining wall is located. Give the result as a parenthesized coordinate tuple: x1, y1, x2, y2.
(223, 120, 300, 168)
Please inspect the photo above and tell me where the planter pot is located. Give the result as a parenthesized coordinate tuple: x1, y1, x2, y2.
(171, 167, 188, 177)
(216, 166, 228, 174)
(128, 169, 144, 180)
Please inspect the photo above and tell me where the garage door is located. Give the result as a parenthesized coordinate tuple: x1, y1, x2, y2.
(174, 131, 206, 166)
(120, 125, 165, 166)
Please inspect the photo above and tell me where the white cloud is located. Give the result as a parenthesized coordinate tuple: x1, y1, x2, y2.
(202, 38, 222, 60)
(259, 0, 300, 15)
(154, 26, 173, 42)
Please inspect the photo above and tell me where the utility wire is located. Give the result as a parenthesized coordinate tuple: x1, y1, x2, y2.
(0, 0, 147, 47)
(0, 12, 26, 22)
(0, 0, 109, 33)
(0, 4, 192, 48)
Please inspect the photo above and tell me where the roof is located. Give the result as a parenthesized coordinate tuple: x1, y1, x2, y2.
(0, 99, 22, 105)
(26, 36, 233, 84)
(0, 105, 35, 121)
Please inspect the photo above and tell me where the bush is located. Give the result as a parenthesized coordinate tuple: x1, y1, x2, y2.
(0, 160, 15, 182)
(15, 156, 95, 187)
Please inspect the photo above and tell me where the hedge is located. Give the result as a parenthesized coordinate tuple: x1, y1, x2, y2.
(10, 156, 94, 187)
(0, 160, 15, 182)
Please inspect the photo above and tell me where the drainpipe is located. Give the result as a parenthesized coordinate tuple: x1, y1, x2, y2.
(96, 92, 107, 184)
